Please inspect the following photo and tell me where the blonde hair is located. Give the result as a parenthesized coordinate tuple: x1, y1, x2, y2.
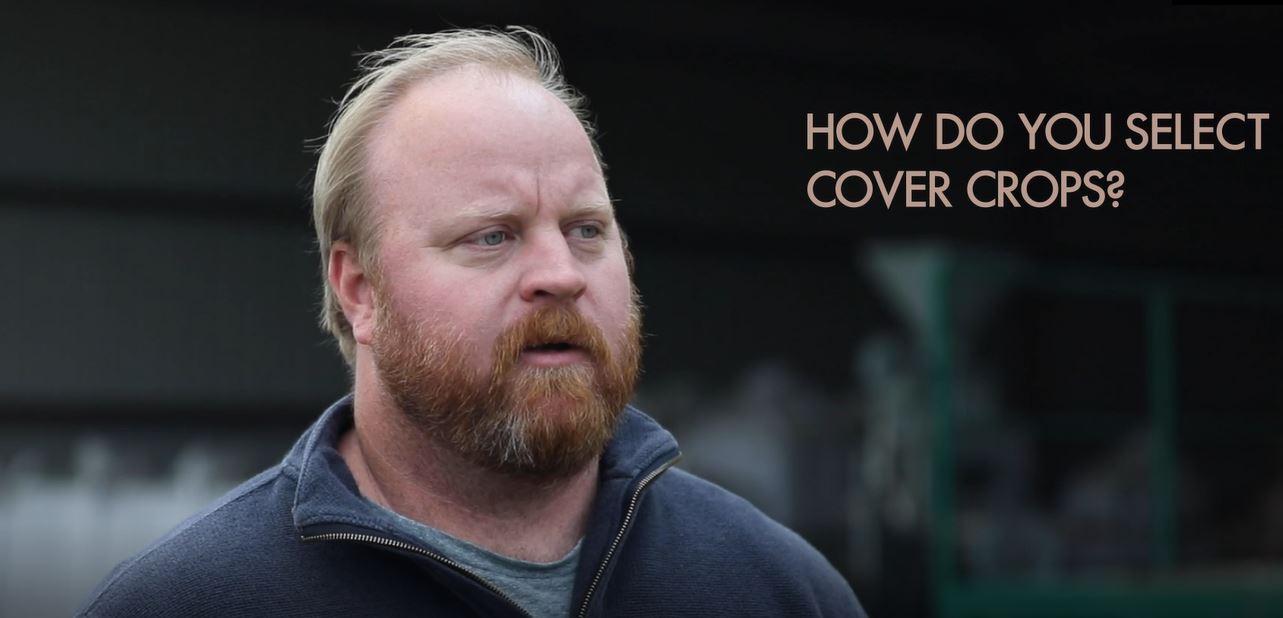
(312, 27, 600, 365)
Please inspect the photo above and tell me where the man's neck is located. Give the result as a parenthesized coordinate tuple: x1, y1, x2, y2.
(338, 386, 599, 563)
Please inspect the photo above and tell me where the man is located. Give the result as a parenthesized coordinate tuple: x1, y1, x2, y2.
(79, 28, 865, 617)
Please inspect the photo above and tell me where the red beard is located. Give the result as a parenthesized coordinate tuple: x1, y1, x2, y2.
(371, 292, 642, 479)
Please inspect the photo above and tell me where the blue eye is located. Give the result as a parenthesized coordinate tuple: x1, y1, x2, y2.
(574, 225, 601, 239)
(480, 231, 507, 246)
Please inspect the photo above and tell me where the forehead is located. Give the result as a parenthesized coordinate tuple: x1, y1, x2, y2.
(363, 66, 607, 227)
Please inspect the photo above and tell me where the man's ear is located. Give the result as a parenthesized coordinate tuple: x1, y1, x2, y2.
(329, 241, 378, 345)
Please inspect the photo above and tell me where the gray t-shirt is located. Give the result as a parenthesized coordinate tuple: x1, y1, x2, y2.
(379, 507, 581, 618)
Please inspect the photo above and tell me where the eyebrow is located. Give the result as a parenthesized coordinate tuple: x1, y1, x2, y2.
(564, 201, 615, 219)
(451, 204, 521, 222)
(452, 200, 615, 222)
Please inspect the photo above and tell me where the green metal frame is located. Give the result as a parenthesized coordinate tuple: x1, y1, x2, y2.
(928, 258, 1283, 618)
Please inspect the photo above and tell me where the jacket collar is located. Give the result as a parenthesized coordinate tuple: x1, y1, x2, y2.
(285, 395, 681, 616)
(287, 393, 681, 545)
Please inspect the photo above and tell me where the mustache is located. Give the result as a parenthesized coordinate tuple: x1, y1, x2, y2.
(490, 305, 611, 371)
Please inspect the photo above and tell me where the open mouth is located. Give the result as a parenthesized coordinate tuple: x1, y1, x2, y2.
(520, 340, 589, 367)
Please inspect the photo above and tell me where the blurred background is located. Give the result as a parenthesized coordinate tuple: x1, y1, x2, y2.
(2, 2, 1282, 616)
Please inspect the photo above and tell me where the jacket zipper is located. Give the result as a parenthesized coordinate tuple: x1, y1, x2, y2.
(300, 530, 533, 618)
(575, 454, 680, 618)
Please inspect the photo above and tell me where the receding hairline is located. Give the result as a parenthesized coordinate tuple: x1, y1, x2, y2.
(358, 64, 610, 235)
(363, 61, 599, 165)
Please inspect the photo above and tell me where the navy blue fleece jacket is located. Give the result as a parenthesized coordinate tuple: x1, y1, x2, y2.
(79, 396, 866, 617)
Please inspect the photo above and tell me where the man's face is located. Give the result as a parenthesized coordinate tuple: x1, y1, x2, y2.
(360, 67, 640, 478)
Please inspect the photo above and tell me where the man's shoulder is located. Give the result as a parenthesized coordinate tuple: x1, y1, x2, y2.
(647, 466, 831, 565)
(633, 466, 866, 616)
(76, 464, 301, 617)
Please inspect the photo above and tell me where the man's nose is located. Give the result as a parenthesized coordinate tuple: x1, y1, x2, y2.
(517, 232, 587, 303)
